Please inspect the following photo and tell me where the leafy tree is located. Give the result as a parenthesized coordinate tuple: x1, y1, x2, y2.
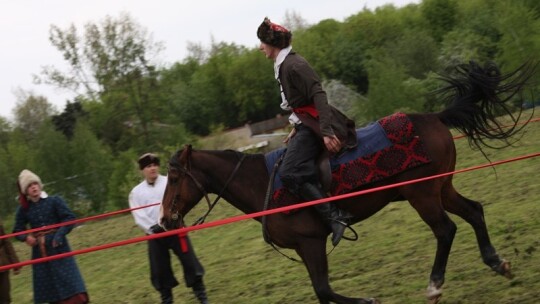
(386, 29, 439, 78)
(282, 10, 310, 31)
(293, 19, 342, 80)
(421, 0, 458, 42)
(37, 12, 167, 152)
(333, 23, 369, 93)
(0, 117, 11, 148)
(439, 29, 497, 68)
(162, 43, 260, 135)
(0, 143, 17, 217)
(13, 93, 56, 141)
(334, 5, 411, 93)
(30, 121, 112, 214)
(106, 149, 140, 210)
(364, 51, 425, 120)
(160, 67, 208, 135)
(225, 49, 281, 124)
(493, 1, 540, 69)
(52, 100, 88, 139)
(64, 122, 112, 213)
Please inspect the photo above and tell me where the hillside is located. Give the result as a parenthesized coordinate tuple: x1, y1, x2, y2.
(8, 109, 540, 304)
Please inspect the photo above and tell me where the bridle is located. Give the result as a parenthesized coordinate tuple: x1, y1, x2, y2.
(167, 150, 246, 226)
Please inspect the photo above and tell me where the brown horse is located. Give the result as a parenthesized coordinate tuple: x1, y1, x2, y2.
(159, 61, 535, 304)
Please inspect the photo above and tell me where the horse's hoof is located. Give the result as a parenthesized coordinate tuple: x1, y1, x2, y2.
(427, 294, 442, 304)
(426, 282, 442, 304)
(498, 259, 514, 279)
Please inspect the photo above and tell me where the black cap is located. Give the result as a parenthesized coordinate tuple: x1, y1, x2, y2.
(138, 153, 160, 170)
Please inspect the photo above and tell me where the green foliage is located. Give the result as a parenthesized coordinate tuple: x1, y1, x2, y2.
(493, 0, 540, 69)
(12, 94, 56, 141)
(52, 100, 88, 139)
(293, 19, 342, 79)
(439, 29, 497, 67)
(363, 52, 425, 120)
(225, 49, 281, 123)
(28, 121, 111, 214)
(39, 12, 168, 153)
(386, 29, 439, 78)
(106, 149, 140, 211)
(421, 0, 458, 42)
(161, 43, 280, 136)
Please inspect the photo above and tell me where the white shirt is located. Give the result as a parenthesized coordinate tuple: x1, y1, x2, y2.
(128, 174, 167, 234)
(274, 45, 300, 125)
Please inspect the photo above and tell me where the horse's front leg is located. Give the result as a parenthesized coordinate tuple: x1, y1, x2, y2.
(295, 237, 379, 304)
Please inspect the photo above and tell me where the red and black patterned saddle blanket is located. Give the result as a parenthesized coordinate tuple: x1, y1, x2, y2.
(264, 112, 431, 208)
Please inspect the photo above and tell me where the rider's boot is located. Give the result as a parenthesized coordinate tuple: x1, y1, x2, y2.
(299, 182, 351, 247)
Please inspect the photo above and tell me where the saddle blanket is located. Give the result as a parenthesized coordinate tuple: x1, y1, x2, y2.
(264, 112, 431, 207)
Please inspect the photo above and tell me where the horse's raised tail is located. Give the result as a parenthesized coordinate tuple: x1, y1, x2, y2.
(435, 61, 537, 150)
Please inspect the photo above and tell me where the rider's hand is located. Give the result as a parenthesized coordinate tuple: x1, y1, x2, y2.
(324, 135, 342, 154)
(283, 128, 297, 144)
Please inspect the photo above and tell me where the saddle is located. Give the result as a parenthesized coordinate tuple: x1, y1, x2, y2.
(265, 113, 432, 208)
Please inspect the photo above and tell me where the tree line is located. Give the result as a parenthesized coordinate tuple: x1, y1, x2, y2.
(1, 0, 538, 218)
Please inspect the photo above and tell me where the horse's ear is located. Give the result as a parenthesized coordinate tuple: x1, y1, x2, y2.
(179, 144, 192, 164)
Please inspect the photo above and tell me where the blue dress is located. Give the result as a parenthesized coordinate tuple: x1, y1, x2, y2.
(13, 195, 87, 304)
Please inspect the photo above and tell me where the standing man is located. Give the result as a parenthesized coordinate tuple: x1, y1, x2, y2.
(129, 153, 208, 304)
(257, 17, 357, 246)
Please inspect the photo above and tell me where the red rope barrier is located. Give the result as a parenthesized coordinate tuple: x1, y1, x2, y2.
(1, 152, 538, 272)
(0, 203, 159, 240)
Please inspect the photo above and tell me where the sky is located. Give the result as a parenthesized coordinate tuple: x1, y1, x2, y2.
(0, 0, 420, 120)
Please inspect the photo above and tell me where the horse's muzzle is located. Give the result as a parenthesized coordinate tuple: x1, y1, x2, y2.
(161, 214, 184, 231)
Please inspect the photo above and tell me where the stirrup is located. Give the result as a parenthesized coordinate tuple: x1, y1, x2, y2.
(331, 219, 358, 242)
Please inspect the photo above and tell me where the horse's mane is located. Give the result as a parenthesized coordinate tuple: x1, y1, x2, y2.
(170, 147, 264, 167)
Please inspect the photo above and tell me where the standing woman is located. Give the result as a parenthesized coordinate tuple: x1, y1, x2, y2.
(12, 169, 89, 304)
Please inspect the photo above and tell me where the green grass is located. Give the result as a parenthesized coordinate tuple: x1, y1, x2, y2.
(7, 110, 540, 303)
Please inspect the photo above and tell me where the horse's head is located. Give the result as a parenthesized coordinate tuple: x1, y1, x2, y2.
(160, 144, 206, 231)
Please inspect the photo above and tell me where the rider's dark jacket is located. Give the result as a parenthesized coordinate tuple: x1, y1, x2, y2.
(278, 51, 357, 150)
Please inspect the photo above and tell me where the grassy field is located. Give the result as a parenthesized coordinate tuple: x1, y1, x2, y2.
(7, 110, 540, 304)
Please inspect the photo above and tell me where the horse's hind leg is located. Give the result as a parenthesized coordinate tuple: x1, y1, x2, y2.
(295, 237, 379, 304)
(442, 183, 513, 278)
